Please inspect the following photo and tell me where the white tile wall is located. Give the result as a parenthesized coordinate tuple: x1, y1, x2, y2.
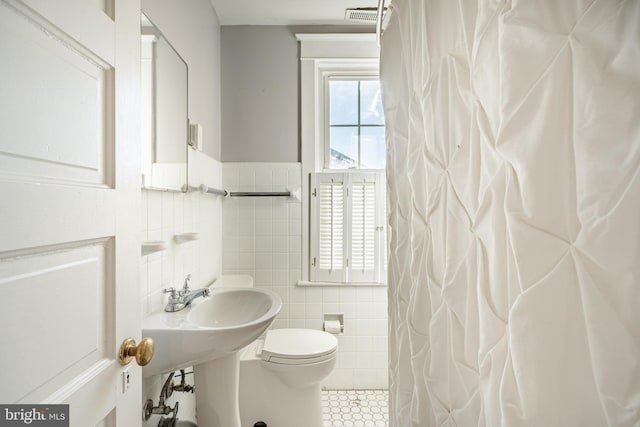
(222, 162, 388, 389)
(140, 157, 223, 426)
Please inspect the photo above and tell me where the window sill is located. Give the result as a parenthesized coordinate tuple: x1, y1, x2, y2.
(297, 280, 386, 288)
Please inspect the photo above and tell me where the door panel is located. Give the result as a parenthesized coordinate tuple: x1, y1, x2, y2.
(0, 241, 111, 403)
(0, 0, 140, 425)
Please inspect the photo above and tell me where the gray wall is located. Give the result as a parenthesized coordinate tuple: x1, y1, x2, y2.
(221, 26, 370, 163)
(142, 0, 222, 160)
(221, 26, 299, 162)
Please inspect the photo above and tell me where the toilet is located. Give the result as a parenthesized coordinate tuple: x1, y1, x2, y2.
(213, 274, 338, 427)
(238, 329, 337, 427)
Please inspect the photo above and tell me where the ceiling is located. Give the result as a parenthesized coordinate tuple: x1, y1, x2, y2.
(209, 0, 381, 26)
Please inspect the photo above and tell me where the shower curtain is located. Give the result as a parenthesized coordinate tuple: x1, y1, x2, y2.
(380, 0, 640, 426)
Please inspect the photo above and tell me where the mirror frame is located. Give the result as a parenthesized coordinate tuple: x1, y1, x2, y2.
(140, 11, 189, 193)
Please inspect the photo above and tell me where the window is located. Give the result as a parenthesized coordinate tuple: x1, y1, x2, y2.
(310, 172, 386, 284)
(298, 34, 386, 285)
(327, 79, 386, 170)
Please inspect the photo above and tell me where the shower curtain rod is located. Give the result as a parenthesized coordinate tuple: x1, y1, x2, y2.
(375, 0, 385, 45)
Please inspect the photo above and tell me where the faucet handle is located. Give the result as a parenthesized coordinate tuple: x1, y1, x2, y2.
(181, 274, 192, 295)
(163, 287, 178, 300)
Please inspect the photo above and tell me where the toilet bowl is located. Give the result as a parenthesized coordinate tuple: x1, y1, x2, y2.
(239, 328, 338, 427)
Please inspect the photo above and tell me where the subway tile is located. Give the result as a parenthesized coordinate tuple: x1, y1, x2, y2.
(288, 219, 302, 236)
(273, 286, 289, 304)
(277, 303, 290, 320)
(355, 352, 379, 370)
(357, 303, 388, 319)
(237, 252, 255, 270)
(323, 302, 340, 315)
(254, 168, 272, 189)
(237, 236, 254, 252)
(288, 269, 301, 285)
(288, 252, 301, 270)
(341, 303, 357, 319)
(338, 351, 357, 369)
(305, 302, 322, 319)
(289, 286, 306, 302)
(306, 287, 322, 302)
(223, 237, 239, 254)
(147, 191, 162, 231)
(254, 270, 272, 287)
(324, 369, 354, 390)
(272, 269, 289, 287)
(255, 253, 272, 269)
(238, 166, 254, 187)
(147, 257, 162, 294)
(289, 303, 305, 319)
(272, 169, 288, 188)
(355, 336, 374, 353)
(339, 287, 357, 303)
(162, 254, 174, 288)
(272, 252, 288, 270)
(289, 319, 306, 329)
(272, 236, 288, 253)
(255, 220, 272, 236)
(353, 369, 387, 389)
(272, 220, 288, 236)
(306, 318, 323, 330)
(237, 221, 255, 237)
(356, 287, 374, 303)
(255, 199, 272, 220)
(337, 336, 358, 352)
(272, 202, 288, 220)
(271, 319, 288, 330)
(288, 202, 302, 219)
(255, 236, 272, 252)
(287, 168, 301, 188)
(322, 287, 340, 303)
(222, 254, 238, 272)
(288, 236, 302, 253)
(161, 192, 174, 230)
(372, 287, 388, 303)
(222, 164, 239, 188)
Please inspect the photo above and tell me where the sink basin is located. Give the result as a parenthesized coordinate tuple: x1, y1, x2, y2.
(142, 287, 282, 377)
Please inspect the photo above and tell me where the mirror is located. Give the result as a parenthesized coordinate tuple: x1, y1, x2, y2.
(140, 12, 188, 191)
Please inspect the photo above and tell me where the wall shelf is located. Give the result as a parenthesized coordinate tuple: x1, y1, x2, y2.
(174, 233, 200, 244)
(142, 240, 167, 256)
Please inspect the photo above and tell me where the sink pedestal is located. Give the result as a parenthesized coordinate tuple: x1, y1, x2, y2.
(194, 353, 241, 427)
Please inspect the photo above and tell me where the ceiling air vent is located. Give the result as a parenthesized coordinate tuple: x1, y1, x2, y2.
(345, 7, 386, 24)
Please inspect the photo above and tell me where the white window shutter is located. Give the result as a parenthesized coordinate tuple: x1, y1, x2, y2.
(310, 171, 385, 284)
(311, 173, 346, 282)
(348, 173, 379, 283)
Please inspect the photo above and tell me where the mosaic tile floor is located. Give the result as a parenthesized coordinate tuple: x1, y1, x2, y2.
(321, 390, 389, 427)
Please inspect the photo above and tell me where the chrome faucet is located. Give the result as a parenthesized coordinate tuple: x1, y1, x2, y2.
(163, 274, 210, 312)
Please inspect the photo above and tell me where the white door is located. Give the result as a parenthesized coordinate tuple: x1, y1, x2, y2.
(0, 0, 142, 426)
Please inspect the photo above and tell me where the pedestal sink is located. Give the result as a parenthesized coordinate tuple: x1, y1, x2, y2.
(142, 286, 282, 426)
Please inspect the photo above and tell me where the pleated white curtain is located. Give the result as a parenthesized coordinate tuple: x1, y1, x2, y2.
(380, 1, 640, 426)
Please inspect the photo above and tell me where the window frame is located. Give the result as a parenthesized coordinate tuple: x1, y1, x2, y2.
(297, 33, 385, 286)
(324, 75, 386, 170)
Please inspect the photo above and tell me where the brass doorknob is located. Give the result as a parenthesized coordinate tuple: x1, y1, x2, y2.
(119, 337, 154, 366)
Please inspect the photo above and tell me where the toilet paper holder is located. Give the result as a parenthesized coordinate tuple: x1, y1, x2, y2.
(323, 314, 344, 334)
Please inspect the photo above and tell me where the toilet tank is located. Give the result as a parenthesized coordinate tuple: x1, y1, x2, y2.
(212, 274, 254, 288)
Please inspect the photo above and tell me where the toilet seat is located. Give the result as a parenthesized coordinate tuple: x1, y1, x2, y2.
(261, 329, 338, 365)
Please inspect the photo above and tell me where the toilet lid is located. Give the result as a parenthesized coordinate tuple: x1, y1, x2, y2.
(261, 329, 337, 364)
